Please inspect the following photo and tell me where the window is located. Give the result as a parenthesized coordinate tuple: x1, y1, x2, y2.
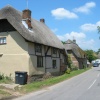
(35, 44, 42, 53)
(52, 48, 57, 54)
(52, 60, 57, 68)
(37, 56, 43, 67)
(0, 37, 6, 44)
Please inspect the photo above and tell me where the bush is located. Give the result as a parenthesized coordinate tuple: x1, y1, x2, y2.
(0, 73, 4, 80)
(66, 68, 71, 74)
(0, 73, 12, 81)
(71, 64, 78, 71)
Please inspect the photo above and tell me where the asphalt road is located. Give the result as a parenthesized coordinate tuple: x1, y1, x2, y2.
(13, 66, 100, 100)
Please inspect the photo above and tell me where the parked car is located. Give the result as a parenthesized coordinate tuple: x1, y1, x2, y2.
(93, 63, 99, 67)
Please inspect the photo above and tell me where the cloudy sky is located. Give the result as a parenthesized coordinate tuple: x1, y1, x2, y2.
(0, 0, 100, 51)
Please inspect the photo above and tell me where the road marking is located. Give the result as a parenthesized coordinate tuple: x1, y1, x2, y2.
(88, 79, 97, 90)
(97, 73, 100, 77)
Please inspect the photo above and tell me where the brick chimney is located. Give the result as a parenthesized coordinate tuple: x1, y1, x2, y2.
(40, 18, 45, 23)
(22, 9, 32, 29)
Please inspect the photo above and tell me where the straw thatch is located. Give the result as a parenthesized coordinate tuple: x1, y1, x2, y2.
(0, 5, 64, 49)
(64, 39, 86, 58)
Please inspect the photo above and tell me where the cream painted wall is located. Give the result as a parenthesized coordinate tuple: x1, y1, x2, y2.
(0, 31, 29, 78)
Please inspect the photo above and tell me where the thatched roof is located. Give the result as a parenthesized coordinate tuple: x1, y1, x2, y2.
(64, 39, 86, 58)
(0, 6, 64, 49)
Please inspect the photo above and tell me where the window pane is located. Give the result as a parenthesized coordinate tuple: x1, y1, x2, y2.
(35, 44, 42, 53)
(52, 60, 56, 68)
(0, 37, 6, 44)
(37, 56, 43, 67)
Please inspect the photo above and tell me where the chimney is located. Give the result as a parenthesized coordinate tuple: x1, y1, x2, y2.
(73, 39, 76, 43)
(22, 9, 32, 29)
(40, 18, 45, 23)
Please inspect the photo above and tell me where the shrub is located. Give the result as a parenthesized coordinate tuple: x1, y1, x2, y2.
(71, 64, 78, 71)
(66, 68, 71, 74)
(0, 73, 12, 81)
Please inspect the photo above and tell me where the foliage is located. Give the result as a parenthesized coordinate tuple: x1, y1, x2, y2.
(96, 48, 100, 54)
(61, 41, 66, 44)
(84, 50, 97, 62)
(71, 64, 78, 70)
(65, 68, 71, 74)
(0, 73, 12, 83)
(67, 54, 72, 68)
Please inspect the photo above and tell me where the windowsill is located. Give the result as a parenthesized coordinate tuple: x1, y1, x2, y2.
(0, 43, 6, 45)
(53, 67, 57, 69)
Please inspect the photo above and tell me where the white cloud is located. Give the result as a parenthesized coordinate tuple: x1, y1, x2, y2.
(80, 21, 100, 32)
(57, 31, 95, 50)
(51, 8, 78, 19)
(57, 31, 86, 41)
(74, 2, 96, 14)
(79, 39, 95, 50)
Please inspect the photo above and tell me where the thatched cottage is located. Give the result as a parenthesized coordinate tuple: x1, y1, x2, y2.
(64, 39, 87, 69)
(0, 6, 67, 79)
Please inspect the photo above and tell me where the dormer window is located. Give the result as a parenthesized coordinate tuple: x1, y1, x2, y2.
(35, 44, 42, 53)
(0, 37, 6, 44)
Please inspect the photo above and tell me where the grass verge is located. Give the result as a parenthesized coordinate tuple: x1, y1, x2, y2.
(18, 67, 91, 93)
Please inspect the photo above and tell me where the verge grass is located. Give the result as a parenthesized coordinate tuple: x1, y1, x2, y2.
(19, 67, 91, 93)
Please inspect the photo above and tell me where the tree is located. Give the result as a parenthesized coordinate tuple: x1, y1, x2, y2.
(84, 50, 97, 63)
(96, 48, 100, 54)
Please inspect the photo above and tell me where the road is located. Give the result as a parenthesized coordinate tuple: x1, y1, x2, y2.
(13, 66, 100, 100)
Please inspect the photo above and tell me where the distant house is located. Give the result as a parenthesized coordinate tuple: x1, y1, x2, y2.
(0, 6, 67, 79)
(64, 39, 87, 69)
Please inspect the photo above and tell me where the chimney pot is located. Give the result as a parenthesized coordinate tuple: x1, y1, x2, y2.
(73, 39, 76, 43)
(40, 18, 45, 23)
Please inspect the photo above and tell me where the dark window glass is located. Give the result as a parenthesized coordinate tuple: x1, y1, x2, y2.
(53, 48, 57, 54)
(52, 60, 57, 68)
(35, 44, 42, 53)
(37, 56, 43, 67)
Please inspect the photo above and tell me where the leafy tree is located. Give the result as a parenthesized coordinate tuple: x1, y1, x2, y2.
(61, 41, 66, 44)
(84, 50, 97, 63)
(96, 48, 100, 54)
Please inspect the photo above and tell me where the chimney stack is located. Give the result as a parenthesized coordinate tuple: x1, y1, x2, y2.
(22, 9, 32, 29)
(40, 18, 45, 23)
(73, 39, 76, 43)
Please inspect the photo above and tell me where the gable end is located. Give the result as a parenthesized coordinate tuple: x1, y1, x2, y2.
(0, 19, 16, 32)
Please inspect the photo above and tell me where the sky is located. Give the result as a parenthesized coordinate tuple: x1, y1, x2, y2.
(0, 0, 100, 51)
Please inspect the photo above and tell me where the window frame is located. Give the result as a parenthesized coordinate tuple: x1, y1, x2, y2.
(52, 60, 57, 68)
(35, 44, 42, 53)
(52, 48, 57, 54)
(37, 56, 43, 67)
(0, 37, 6, 44)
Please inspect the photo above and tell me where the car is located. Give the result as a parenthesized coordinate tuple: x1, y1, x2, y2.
(93, 63, 99, 67)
